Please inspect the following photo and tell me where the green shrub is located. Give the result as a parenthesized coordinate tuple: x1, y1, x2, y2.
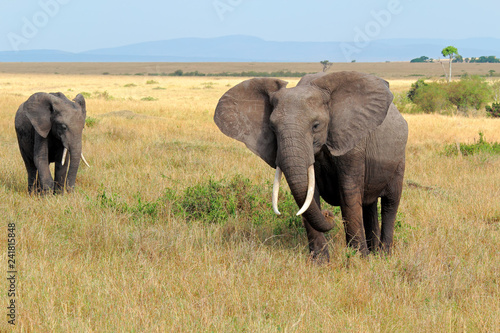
(407, 78, 428, 102)
(407, 75, 493, 114)
(443, 132, 500, 156)
(174, 175, 306, 232)
(446, 75, 492, 112)
(124, 83, 137, 87)
(146, 80, 159, 85)
(96, 190, 158, 221)
(80, 92, 91, 98)
(411, 81, 451, 113)
(85, 117, 99, 128)
(485, 102, 500, 117)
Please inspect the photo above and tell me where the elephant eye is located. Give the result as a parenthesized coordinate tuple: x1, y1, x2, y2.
(60, 124, 68, 131)
(312, 122, 320, 132)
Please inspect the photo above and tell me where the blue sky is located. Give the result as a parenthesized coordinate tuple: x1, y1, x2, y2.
(1, 0, 498, 52)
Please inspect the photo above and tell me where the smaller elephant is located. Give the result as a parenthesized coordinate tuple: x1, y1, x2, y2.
(15, 92, 89, 194)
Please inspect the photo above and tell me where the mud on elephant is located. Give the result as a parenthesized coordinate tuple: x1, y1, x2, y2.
(15, 92, 89, 194)
(214, 71, 408, 261)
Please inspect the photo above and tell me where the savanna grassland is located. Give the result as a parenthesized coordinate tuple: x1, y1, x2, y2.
(0, 63, 499, 332)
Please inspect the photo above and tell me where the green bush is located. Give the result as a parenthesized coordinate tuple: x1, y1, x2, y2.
(411, 81, 451, 113)
(85, 117, 100, 128)
(485, 103, 500, 117)
(446, 75, 492, 112)
(407, 75, 493, 114)
(96, 190, 158, 221)
(443, 132, 500, 156)
(174, 175, 306, 232)
(407, 78, 428, 102)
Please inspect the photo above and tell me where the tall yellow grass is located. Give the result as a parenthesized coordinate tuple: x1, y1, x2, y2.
(0, 72, 499, 332)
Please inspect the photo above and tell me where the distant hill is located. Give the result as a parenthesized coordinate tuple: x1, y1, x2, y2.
(1, 35, 499, 62)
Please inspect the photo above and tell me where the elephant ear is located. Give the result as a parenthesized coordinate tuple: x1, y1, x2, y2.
(24, 92, 60, 138)
(312, 71, 393, 156)
(73, 94, 87, 119)
(214, 78, 288, 168)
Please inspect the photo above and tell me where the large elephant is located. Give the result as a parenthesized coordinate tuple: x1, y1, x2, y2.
(15, 92, 89, 194)
(214, 71, 408, 261)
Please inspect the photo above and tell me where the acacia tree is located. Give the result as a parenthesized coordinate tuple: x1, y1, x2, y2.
(320, 60, 332, 72)
(441, 46, 459, 82)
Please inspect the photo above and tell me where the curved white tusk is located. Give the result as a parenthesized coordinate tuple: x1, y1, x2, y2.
(296, 165, 315, 216)
(61, 148, 68, 166)
(272, 167, 282, 215)
(81, 153, 90, 167)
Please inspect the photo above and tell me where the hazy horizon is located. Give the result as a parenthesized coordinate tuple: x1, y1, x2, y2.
(1, 0, 498, 54)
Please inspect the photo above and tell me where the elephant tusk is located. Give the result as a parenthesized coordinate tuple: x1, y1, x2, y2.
(61, 148, 68, 166)
(296, 165, 315, 216)
(272, 167, 282, 215)
(81, 153, 90, 167)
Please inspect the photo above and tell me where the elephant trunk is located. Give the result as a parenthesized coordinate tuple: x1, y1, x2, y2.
(276, 134, 333, 233)
(66, 143, 82, 192)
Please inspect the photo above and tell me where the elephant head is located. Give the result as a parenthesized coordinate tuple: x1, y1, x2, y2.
(214, 71, 393, 233)
(24, 92, 87, 191)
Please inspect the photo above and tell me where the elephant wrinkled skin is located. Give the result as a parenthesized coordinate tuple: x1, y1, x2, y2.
(15, 92, 87, 194)
(214, 71, 408, 261)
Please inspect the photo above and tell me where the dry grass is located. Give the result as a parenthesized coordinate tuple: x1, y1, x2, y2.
(0, 71, 499, 332)
(1, 62, 500, 78)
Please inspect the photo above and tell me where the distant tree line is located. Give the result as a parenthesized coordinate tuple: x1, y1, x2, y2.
(454, 55, 500, 63)
(410, 56, 434, 63)
(144, 69, 311, 77)
(411, 55, 500, 63)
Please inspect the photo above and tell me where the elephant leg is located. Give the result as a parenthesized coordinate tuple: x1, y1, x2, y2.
(340, 194, 369, 256)
(20, 155, 38, 194)
(363, 201, 380, 252)
(33, 136, 54, 194)
(303, 190, 329, 263)
(380, 161, 405, 253)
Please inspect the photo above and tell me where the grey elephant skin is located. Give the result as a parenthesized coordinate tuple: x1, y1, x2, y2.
(214, 71, 408, 260)
(15, 92, 87, 194)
